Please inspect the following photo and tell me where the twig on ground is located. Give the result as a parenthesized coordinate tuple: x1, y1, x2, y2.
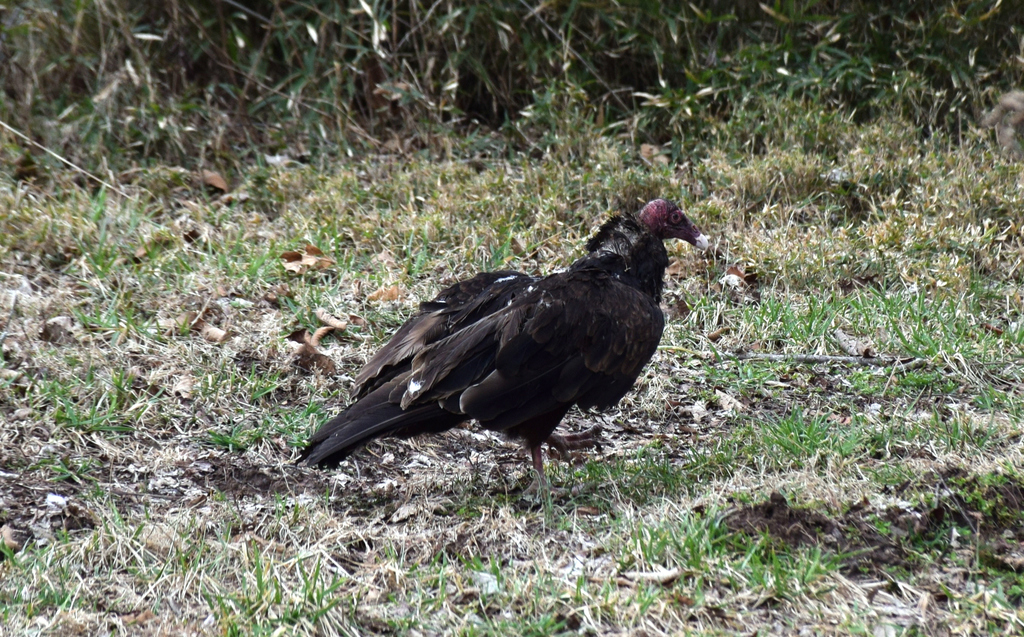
(718, 352, 927, 369)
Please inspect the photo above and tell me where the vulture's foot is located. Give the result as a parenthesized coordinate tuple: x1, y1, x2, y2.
(521, 443, 567, 500)
(546, 425, 603, 462)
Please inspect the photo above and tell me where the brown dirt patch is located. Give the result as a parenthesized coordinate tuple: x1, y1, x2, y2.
(724, 469, 1024, 575)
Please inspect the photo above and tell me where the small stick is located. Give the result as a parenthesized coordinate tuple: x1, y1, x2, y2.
(722, 353, 926, 369)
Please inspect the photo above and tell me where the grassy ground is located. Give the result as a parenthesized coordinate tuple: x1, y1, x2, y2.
(1, 108, 1023, 636)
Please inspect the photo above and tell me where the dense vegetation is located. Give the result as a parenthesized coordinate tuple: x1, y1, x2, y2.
(2, 0, 1021, 170)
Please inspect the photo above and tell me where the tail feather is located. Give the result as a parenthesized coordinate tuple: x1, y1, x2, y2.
(299, 384, 466, 467)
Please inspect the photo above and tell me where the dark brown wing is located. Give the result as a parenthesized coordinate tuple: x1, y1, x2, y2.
(397, 265, 665, 444)
(351, 270, 537, 398)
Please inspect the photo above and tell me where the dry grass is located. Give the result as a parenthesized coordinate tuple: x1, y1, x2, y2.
(1, 112, 1023, 636)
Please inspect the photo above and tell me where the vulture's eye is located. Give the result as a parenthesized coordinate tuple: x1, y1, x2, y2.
(669, 211, 682, 224)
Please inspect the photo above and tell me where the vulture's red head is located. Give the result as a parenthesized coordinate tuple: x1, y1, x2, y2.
(638, 199, 709, 250)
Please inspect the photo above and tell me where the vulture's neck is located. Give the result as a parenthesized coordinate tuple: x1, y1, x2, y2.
(578, 215, 669, 301)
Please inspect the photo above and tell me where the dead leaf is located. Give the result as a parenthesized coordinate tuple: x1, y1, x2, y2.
(197, 320, 230, 343)
(722, 265, 747, 289)
(981, 91, 1024, 158)
(2, 524, 28, 552)
(293, 342, 336, 375)
(310, 326, 335, 347)
(367, 285, 401, 302)
(689, 401, 708, 423)
(201, 170, 229, 193)
(348, 314, 368, 327)
(262, 284, 292, 306)
(715, 390, 744, 413)
(133, 232, 175, 261)
(123, 610, 157, 625)
(280, 245, 336, 275)
(288, 329, 336, 374)
(981, 323, 1004, 336)
(834, 328, 875, 357)
(40, 316, 76, 345)
(707, 326, 731, 342)
(315, 308, 348, 331)
(158, 311, 198, 335)
(622, 567, 681, 586)
(576, 506, 601, 516)
(640, 143, 669, 165)
(374, 249, 397, 267)
(158, 311, 228, 343)
(171, 376, 193, 399)
(672, 297, 690, 319)
(0, 369, 22, 382)
(390, 502, 419, 523)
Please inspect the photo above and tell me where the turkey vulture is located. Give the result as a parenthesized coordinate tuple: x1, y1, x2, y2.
(300, 199, 709, 486)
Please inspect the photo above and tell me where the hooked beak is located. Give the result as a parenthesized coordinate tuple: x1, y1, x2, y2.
(692, 232, 710, 251)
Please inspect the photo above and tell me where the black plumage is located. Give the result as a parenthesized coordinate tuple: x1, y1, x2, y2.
(299, 199, 709, 484)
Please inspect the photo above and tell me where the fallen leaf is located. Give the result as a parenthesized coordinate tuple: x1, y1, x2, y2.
(834, 328, 875, 357)
(315, 308, 348, 331)
(981, 323, 1004, 336)
(715, 390, 744, 413)
(124, 610, 157, 625)
(262, 284, 292, 306)
(288, 329, 336, 374)
(158, 311, 198, 335)
(722, 265, 747, 289)
(640, 143, 670, 166)
(707, 326, 731, 342)
(367, 285, 401, 302)
(622, 567, 681, 586)
(280, 245, 336, 275)
(390, 502, 419, 523)
(348, 314, 368, 327)
(40, 316, 76, 345)
(981, 91, 1024, 158)
(293, 343, 336, 374)
(172, 376, 194, 399)
(689, 401, 708, 423)
(133, 232, 175, 261)
(310, 326, 335, 347)
(201, 170, 229, 193)
(197, 320, 229, 343)
(158, 311, 229, 343)
(374, 249, 397, 267)
(2, 524, 28, 552)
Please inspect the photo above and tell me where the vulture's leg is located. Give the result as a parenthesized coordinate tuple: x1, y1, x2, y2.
(546, 425, 602, 460)
(522, 443, 551, 496)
